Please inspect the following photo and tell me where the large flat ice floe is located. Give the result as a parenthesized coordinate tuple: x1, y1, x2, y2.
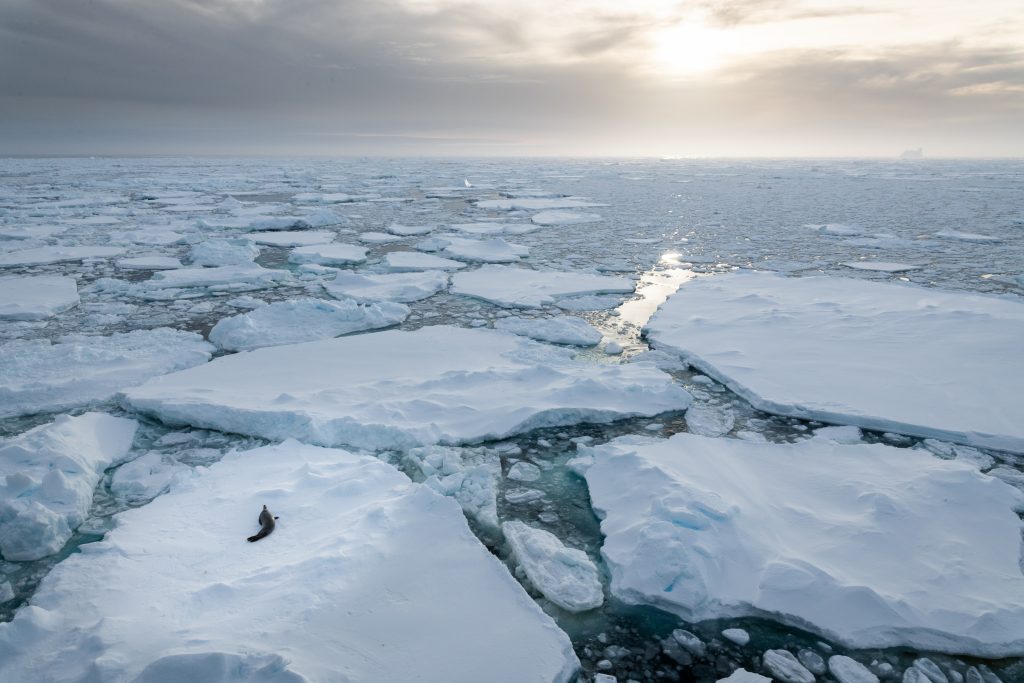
(0, 441, 579, 683)
(0, 328, 214, 418)
(209, 298, 409, 351)
(0, 275, 79, 320)
(0, 246, 125, 266)
(123, 326, 692, 450)
(324, 270, 449, 303)
(571, 432, 1024, 657)
(453, 265, 635, 308)
(0, 413, 137, 561)
(645, 272, 1024, 452)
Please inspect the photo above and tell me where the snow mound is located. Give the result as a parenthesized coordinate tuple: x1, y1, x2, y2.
(0, 413, 137, 560)
(288, 243, 367, 266)
(841, 261, 921, 272)
(0, 246, 124, 266)
(0, 276, 79, 320)
(453, 265, 635, 308)
(209, 297, 409, 351)
(382, 251, 466, 272)
(0, 441, 579, 683)
(646, 271, 1024, 453)
(0, 328, 214, 418)
(503, 521, 604, 612)
(325, 270, 449, 303)
(248, 230, 336, 247)
(430, 235, 529, 263)
(123, 326, 693, 451)
(531, 211, 602, 226)
(494, 316, 602, 346)
(189, 238, 259, 266)
(572, 432, 1024, 657)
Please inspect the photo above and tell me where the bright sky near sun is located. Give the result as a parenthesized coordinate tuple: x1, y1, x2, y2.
(0, 0, 1021, 156)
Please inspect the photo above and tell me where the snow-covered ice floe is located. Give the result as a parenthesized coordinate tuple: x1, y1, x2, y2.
(116, 256, 183, 271)
(0, 328, 214, 418)
(248, 230, 337, 247)
(426, 235, 529, 263)
(449, 222, 539, 236)
(452, 265, 635, 308)
(123, 326, 692, 450)
(503, 521, 604, 612)
(531, 211, 603, 226)
(188, 238, 259, 266)
(325, 270, 449, 303)
(0, 275, 79, 320)
(382, 251, 466, 272)
(288, 243, 367, 266)
(570, 432, 1024, 657)
(209, 297, 409, 351)
(0, 413, 137, 561)
(494, 315, 602, 346)
(0, 246, 125, 267)
(645, 271, 1024, 453)
(476, 197, 601, 211)
(841, 261, 921, 272)
(147, 265, 290, 290)
(935, 230, 1001, 244)
(0, 441, 579, 683)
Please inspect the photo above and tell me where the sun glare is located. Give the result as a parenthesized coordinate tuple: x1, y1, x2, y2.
(650, 23, 740, 76)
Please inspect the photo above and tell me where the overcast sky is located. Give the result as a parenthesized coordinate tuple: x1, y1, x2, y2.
(1, 0, 1021, 156)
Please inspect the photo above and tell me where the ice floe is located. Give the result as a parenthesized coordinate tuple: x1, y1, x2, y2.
(288, 243, 367, 266)
(146, 265, 290, 290)
(503, 521, 604, 612)
(450, 222, 539, 235)
(0, 276, 79, 320)
(109, 451, 189, 504)
(123, 326, 692, 450)
(494, 316, 603, 346)
(248, 230, 337, 247)
(116, 256, 183, 270)
(935, 230, 1001, 244)
(386, 223, 435, 236)
(646, 271, 1024, 452)
(532, 211, 603, 226)
(0, 328, 214, 418)
(0, 246, 125, 267)
(209, 297, 409, 351)
(325, 270, 449, 303)
(188, 238, 259, 266)
(0, 413, 137, 560)
(453, 265, 635, 308)
(382, 251, 466, 272)
(477, 197, 601, 211)
(571, 432, 1024, 656)
(842, 261, 922, 272)
(718, 670, 770, 683)
(430, 235, 529, 263)
(0, 441, 579, 682)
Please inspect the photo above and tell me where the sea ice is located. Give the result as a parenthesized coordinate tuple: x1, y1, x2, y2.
(722, 628, 750, 646)
(288, 243, 367, 266)
(842, 261, 922, 272)
(248, 230, 337, 247)
(828, 656, 879, 683)
(358, 231, 402, 243)
(0, 246, 125, 267)
(325, 270, 449, 303)
(0, 328, 214, 418)
(0, 276, 79, 320)
(188, 238, 260, 266)
(109, 452, 188, 503)
(531, 211, 603, 226)
(116, 256, 183, 270)
(146, 265, 290, 290)
(762, 649, 815, 683)
(645, 271, 1024, 452)
(452, 265, 635, 308)
(494, 316, 602, 346)
(684, 404, 735, 437)
(502, 521, 604, 612)
(432, 235, 529, 263)
(0, 441, 579, 682)
(405, 445, 500, 532)
(123, 326, 693, 450)
(209, 298, 409, 351)
(571, 432, 1024, 656)
(382, 251, 466, 272)
(935, 230, 1001, 244)
(386, 223, 435, 236)
(450, 222, 539, 235)
(0, 413, 137, 561)
(476, 197, 600, 211)
(718, 670, 771, 683)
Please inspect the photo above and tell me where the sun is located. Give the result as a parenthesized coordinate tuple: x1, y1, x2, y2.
(649, 22, 740, 77)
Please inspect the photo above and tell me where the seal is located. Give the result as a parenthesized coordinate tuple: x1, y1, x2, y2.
(247, 504, 278, 542)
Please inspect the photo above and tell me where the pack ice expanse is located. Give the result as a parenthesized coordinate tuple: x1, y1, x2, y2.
(0, 156, 1022, 683)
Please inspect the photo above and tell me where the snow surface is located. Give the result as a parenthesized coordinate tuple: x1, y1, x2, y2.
(452, 265, 635, 308)
(646, 271, 1024, 453)
(503, 521, 604, 612)
(0, 328, 214, 418)
(123, 326, 693, 450)
(0, 413, 137, 560)
(382, 251, 466, 272)
(571, 432, 1024, 656)
(494, 316, 602, 346)
(0, 276, 79, 320)
(324, 270, 449, 303)
(209, 297, 409, 351)
(0, 441, 579, 682)
(0, 246, 125, 266)
(288, 243, 367, 266)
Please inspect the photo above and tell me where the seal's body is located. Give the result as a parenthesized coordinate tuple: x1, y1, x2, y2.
(247, 505, 277, 542)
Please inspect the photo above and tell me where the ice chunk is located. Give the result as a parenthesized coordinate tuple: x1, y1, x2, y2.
(123, 326, 693, 451)
(935, 230, 1001, 244)
(763, 649, 815, 683)
(718, 671, 771, 683)
(494, 316, 602, 346)
(842, 261, 922, 272)
(575, 432, 1024, 656)
(828, 656, 879, 683)
(109, 452, 188, 503)
(0, 441, 579, 682)
(477, 197, 600, 211)
(248, 230, 336, 247)
(721, 628, 750, 646)
(450, 222, 539, 235)
(434, 235, 529, 263)
(0, 246, 124, 266)
(324, 270, 449, 303)
(684, 404, 735, 437)
(0, 413, 137, 560)
(810, 223, 863, 236)
(0, 328, 214, 418)
(798, 649, 826, 675)
(382, 252, 466, 272)
(288, 243, 367, 266)
(386, 223, 435, 236)
(502, 521, 604, 612)
(813, 425, 863, 444)
(406, 445, 499, 532)
(0, 276, 79, 320)
(188, 238, 259, 266)
(209, 298, 409, 351)
(911, 658, 949, 683)
(0, 580, 12, 603)
(531, 211, 603, 226)
(147, 265, 290, 290)
(646, 272, 1024, 453)
(508, 461, 541, 482)
(453, 265, 635, 308)
(116, 256, 183, 270)
(358, 231, 402, 243)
